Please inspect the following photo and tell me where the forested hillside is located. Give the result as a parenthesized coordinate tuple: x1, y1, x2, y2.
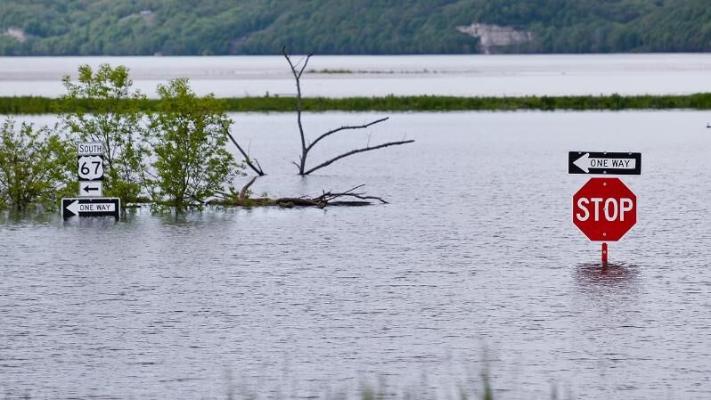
(0, 0, 709, 55)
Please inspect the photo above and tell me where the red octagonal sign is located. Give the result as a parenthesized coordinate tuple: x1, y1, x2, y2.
(573, 177, 637, 241)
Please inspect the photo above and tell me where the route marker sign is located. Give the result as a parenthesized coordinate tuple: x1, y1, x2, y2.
(568, 151, 641, 175)
(78, 154, 104, 181)
(573, 177, 637, 242)
(62, 142, 119, 220)
(77, 142, 104, 182)
(62, 198, 120, 219)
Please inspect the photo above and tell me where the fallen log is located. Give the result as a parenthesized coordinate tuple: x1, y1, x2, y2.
(211, 184, 388, 208)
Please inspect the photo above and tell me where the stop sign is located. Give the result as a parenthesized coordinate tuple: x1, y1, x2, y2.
(573, 177, 636, 241)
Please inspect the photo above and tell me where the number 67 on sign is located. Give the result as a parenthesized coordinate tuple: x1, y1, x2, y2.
(78, 155, 104, 181)
(77, 142, 104, 181)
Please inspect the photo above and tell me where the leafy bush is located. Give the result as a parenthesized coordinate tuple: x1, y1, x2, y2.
(0, 120, 75, 212)
(147, 78, 243, 209)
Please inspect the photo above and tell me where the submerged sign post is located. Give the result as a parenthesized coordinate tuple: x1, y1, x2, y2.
(569, 151, 641, 266)
(62, 142, 120, 220)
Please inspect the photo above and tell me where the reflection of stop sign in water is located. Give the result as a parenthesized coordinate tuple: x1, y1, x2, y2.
(573, 178, 637, 241)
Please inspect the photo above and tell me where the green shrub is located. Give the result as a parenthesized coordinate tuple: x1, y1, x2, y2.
(0, 120, 75, 212)
(147, 79, 244, 210)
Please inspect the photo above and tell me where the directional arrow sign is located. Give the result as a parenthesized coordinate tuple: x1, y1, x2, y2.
(79, 181, 103, 197)
(62, 198, 120, 220)
(568, 151, 641, 175)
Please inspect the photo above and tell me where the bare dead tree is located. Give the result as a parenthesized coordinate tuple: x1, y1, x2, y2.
(282, 47, 414, 175)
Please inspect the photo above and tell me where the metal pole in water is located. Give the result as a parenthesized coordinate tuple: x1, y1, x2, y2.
(601, 242, 608, 267)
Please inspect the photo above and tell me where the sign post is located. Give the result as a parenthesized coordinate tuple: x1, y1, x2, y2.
(62, 142, 119, 220)
(570, 151, 641, 266)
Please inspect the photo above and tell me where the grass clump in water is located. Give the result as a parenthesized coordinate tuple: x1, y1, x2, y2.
(3, 93, 711, 114)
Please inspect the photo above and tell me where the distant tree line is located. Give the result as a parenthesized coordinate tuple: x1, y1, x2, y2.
(0, 0, 710, 55)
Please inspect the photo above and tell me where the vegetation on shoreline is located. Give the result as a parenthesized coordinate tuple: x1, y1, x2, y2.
(2, 0, 711, 55)
(2, 93, 711, 115)
(0, 120, 76, 211)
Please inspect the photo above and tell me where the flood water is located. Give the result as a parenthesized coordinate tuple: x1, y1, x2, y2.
(2, 54, 711, 97)
(2, 111, 711, 399)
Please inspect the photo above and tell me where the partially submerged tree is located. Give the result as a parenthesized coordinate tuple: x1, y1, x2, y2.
(282, 47, 414, 175)
(61, 64, 149, 203)
(0, 120, 75, 212)
(148, 78, 244, 210)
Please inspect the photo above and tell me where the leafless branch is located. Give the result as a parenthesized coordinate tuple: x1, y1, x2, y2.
(314, 184, 389, 204)
(333, 193, 389, 205)
(306, 117, 389, 152)
(282, 47, 313, 78)
(320, 184, 365, 198)
(298, 56, 312, 79)
(303, 140, 415, 175)
(253, 158, 263, 174)
(225, 128, 264, 176)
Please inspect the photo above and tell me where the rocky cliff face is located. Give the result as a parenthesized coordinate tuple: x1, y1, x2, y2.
(456, 23, 533, 54)
(4, 27, 26, 43)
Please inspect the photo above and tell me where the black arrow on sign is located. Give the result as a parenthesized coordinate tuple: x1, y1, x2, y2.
(83, 185, 100, 192)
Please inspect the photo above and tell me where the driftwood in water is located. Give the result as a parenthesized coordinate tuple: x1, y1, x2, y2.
(214, 184, 388, 208)
(274, 185, 388, 208)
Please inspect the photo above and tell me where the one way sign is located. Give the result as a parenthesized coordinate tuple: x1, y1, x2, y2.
(568, 151, 642, 175)
(62, 198, 120, 220)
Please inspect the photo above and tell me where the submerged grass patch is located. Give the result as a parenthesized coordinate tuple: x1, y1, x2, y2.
(4, 93, 711, 114)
